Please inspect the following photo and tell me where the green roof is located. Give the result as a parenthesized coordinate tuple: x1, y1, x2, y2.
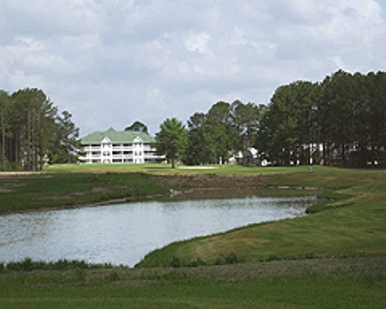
(81, 127, 155, 144)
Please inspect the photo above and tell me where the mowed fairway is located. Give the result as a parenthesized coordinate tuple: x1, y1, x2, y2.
(0, 165, 385, 308)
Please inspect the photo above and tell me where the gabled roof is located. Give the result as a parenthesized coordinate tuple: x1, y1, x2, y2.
(101, 136, 112, 144)
(81, 127, 155, 144)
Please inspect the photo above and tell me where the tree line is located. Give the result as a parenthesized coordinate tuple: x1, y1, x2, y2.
(2, 69, 385, 170)
(0, 88, 80, 171)
(156, 70, 386, 167)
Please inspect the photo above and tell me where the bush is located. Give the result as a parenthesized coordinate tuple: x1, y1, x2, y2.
(169, 256, 184, 268)
(189, 258, 206, 267)
(225, 252, 245, 264)
(106, 271, 120, 282)
(215, 253, 246, 265)
(7, 258, 35, 271)
(3, 258, 115, 272)
(169, 257, 207, 268)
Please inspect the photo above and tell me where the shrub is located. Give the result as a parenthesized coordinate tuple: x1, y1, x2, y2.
(215, 253, 246, 265)
(106, 271, 120, 282)
(189, 258, 206, 267)
(225, 252, 246, 264)
(7, 258, 35, 271)
(169, 256, 184, 268)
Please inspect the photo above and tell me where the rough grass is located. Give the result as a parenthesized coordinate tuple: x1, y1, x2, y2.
(1, 257, 385, 308)
(0, 172, 174, 214)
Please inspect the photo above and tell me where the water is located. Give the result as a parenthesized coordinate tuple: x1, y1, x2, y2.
(0, 196, 318, 267)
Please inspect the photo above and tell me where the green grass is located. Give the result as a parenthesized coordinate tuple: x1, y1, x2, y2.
(0, 172, 174, 213)
(1, 257, 385, 308)
(45, 163, 307, 175)
(1, 164, 386, 307)
(136, 166, 386, 267)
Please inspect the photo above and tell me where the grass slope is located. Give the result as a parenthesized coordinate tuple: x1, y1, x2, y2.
(1, 257, 385, 308)
(0, 172, 173, 214)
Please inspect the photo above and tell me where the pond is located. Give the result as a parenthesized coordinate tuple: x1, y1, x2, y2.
(0, 196, 318, 267)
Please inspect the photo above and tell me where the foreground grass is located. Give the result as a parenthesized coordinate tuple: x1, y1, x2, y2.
(1, 257, 385, 308)
(1, 164, 386, 307)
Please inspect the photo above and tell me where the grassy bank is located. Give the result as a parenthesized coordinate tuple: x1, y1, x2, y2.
(0, 171, 175, 214)
(1, 257, 385, 308)
(137, 166, 386, 267)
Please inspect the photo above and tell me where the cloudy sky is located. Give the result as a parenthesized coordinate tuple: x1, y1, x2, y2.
(1, 0, 386, 136)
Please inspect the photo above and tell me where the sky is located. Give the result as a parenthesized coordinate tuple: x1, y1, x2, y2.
(1, 0, 386, 136)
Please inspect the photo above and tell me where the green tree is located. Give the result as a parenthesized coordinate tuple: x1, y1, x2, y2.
(357, 71, 386, 166)
(185, 100, 265, 165)
(124, 121, 149, 134)
(0, 90, 10, 171)
(10, 88, 57, 171)
(319, 70, 357, 164)
(185, 113, 210, 165)
(206, 101, 232, 164)
(155, 118, 187, 168)
(256, 70, 386, 167)
(48, 111, 81, 164)
(230, 100, 263, 164)
(0, 87, 80, 170)
(258, 81, 319, 165)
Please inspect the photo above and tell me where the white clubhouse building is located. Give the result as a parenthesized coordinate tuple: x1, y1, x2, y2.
(79, 128, 164, 164)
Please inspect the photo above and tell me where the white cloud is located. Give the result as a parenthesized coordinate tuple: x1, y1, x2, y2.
(185, 32, 211, 54)
(1, 0, 105, 38)
(0, 0, 385, 135)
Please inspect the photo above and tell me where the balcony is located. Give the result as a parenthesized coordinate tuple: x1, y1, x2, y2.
(83, 146, 101, 151)
(112, 145, 133, 151)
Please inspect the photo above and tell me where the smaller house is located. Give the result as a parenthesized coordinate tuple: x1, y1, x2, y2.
(79, 128, 164, 164)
